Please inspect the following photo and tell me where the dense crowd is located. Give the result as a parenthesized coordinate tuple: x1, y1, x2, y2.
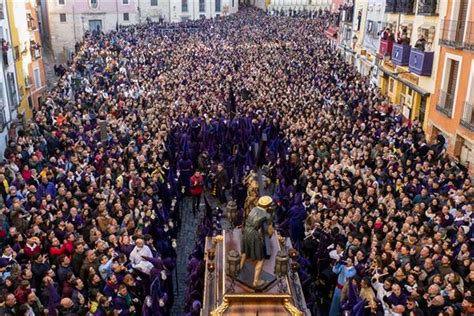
(0, 5, 472, 316)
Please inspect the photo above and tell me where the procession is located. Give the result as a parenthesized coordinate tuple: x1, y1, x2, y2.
(0, 5, 471, 316)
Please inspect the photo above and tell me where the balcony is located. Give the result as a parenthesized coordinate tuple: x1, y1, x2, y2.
(439, 19, 465, 48)
(396, 0, 415, 13)
(392, 43, 411, 66)
(385, 0, 397, 13)
(436, 90, 455, 117)
(379, 38, 394, 56)
(340, 7, 354, 23)
(408, 49, 434, 76)
(465, 21, 474, 51)
(460, 101, 474, 132)
(30, 41, 41, 60)
(417, 0, 437, 15)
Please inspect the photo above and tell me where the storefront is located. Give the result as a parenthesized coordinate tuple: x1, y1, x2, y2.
(379, 60, 430, 126)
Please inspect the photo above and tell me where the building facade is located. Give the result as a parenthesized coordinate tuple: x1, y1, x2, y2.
(11, 0, 47, 114)
(268, 0, 332, 14)
(44, 0, 238, 63)
(349, 0, 386, 86)
(426, 0, 474, 173)
(0, 0, 23, 153)
(377, 0, 445, 129)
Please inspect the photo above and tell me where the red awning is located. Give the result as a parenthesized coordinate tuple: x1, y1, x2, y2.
(325, 26, 339, 39)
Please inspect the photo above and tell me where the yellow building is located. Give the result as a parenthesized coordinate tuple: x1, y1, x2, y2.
(6, 0, 32, 120)
(377, 0, 446, 130)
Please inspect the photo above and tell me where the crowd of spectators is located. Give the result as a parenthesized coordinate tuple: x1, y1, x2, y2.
(0, 5, 471, 316)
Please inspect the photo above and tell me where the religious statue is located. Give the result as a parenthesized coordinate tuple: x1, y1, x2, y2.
(243, 172, 259, 219)
(240, 196, 274, 287)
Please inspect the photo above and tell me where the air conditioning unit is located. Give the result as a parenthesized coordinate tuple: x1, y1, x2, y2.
(25, 76, 32, 88)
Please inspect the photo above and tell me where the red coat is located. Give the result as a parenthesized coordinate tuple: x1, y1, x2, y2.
(23, 244, 41, 258)
(190, 174, 204, 197)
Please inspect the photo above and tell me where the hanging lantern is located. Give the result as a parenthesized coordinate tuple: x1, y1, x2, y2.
(274, 250, 289, 277)
(226, 249, 241, 278)
(225, 200, 238, 226)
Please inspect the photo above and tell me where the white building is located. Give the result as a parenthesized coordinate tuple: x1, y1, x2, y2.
(268, 0, 332, 13)
(42, 0, 238, 63)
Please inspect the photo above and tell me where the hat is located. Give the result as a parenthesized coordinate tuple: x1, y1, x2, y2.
(257, 196, 272, 208)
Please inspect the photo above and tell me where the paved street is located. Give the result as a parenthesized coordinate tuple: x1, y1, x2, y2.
(170, 197, 204, 315)
(170, 193, 230, 315)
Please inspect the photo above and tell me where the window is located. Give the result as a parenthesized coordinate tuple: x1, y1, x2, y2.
(123, 13, 129, 21)
(27, 13, 35, 30)
(215, 0, 221, 12)
(58, 0, 65, 4)
(462, 101, 474, 127)
(122, 0, 128, 4)
(33, 68, 41, 89)
(0, 3, 4, 20)
(59, 13, 66, 22)
(199, 0, 205, 12)
(0, 105, 5, 130)
(232, 0, 234, 7)
(357, 9, 362, 31)
(90, 0, 98, 9)
(151, 0, 158, 5)
(437, 58, 460, 117)
(7, 72, 17, 110)
(389, 78, 394, 93)
(182, 0, 188, 12)
(13, 46, 19, 61)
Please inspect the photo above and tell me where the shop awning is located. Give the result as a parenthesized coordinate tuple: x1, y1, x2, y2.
(379, 67, 430, 97)
(325, 26, 339, 38)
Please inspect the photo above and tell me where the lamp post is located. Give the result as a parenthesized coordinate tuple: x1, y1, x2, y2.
(352, 34, 358, 50)
(225, 200, 238, 231)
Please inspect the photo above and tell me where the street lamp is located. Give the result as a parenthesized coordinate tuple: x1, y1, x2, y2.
(352, 34, 358, 50)
(225, 200, 238, 229)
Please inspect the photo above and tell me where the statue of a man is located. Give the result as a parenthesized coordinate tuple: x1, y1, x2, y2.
(240, 196, 274, 287)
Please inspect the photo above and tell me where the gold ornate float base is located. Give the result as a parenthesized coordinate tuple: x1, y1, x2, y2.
(202, 229, 310, 316)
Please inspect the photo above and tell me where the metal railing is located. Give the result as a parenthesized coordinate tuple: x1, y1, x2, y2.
(385, 0, 396, 13)
(439, 19, 465, 48)
(460, 101, 474, 131)
(396, 0, 415, 13)
(464, 21, 474, 51)
(417, 0, 438, 15)
(436, 90, 455, 117)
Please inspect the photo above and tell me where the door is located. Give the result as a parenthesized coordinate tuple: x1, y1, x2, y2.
(89, 19, 103, 33)
(455, 0, 468, 44)
(419, 95, 427, 125)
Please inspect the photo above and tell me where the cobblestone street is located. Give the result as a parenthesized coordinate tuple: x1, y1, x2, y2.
(170, 197, 204, 315)
(170, 193, 230, 315)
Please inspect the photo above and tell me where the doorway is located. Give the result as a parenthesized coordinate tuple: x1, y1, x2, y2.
(89, 19, 103, 33)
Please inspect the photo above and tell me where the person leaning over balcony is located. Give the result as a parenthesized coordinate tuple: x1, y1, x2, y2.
(415, 35, 426, 51)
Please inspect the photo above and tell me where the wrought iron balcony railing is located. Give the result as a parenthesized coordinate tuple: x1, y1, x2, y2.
(464, 21, 474, 51)
(386, 0, 397, 13)
(460, 101, 474, 132)
(436, 90, 455, 117)
(439, 19, 465, 48)
(396, 0, 415, 13)
(417, 0, 438, 15)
